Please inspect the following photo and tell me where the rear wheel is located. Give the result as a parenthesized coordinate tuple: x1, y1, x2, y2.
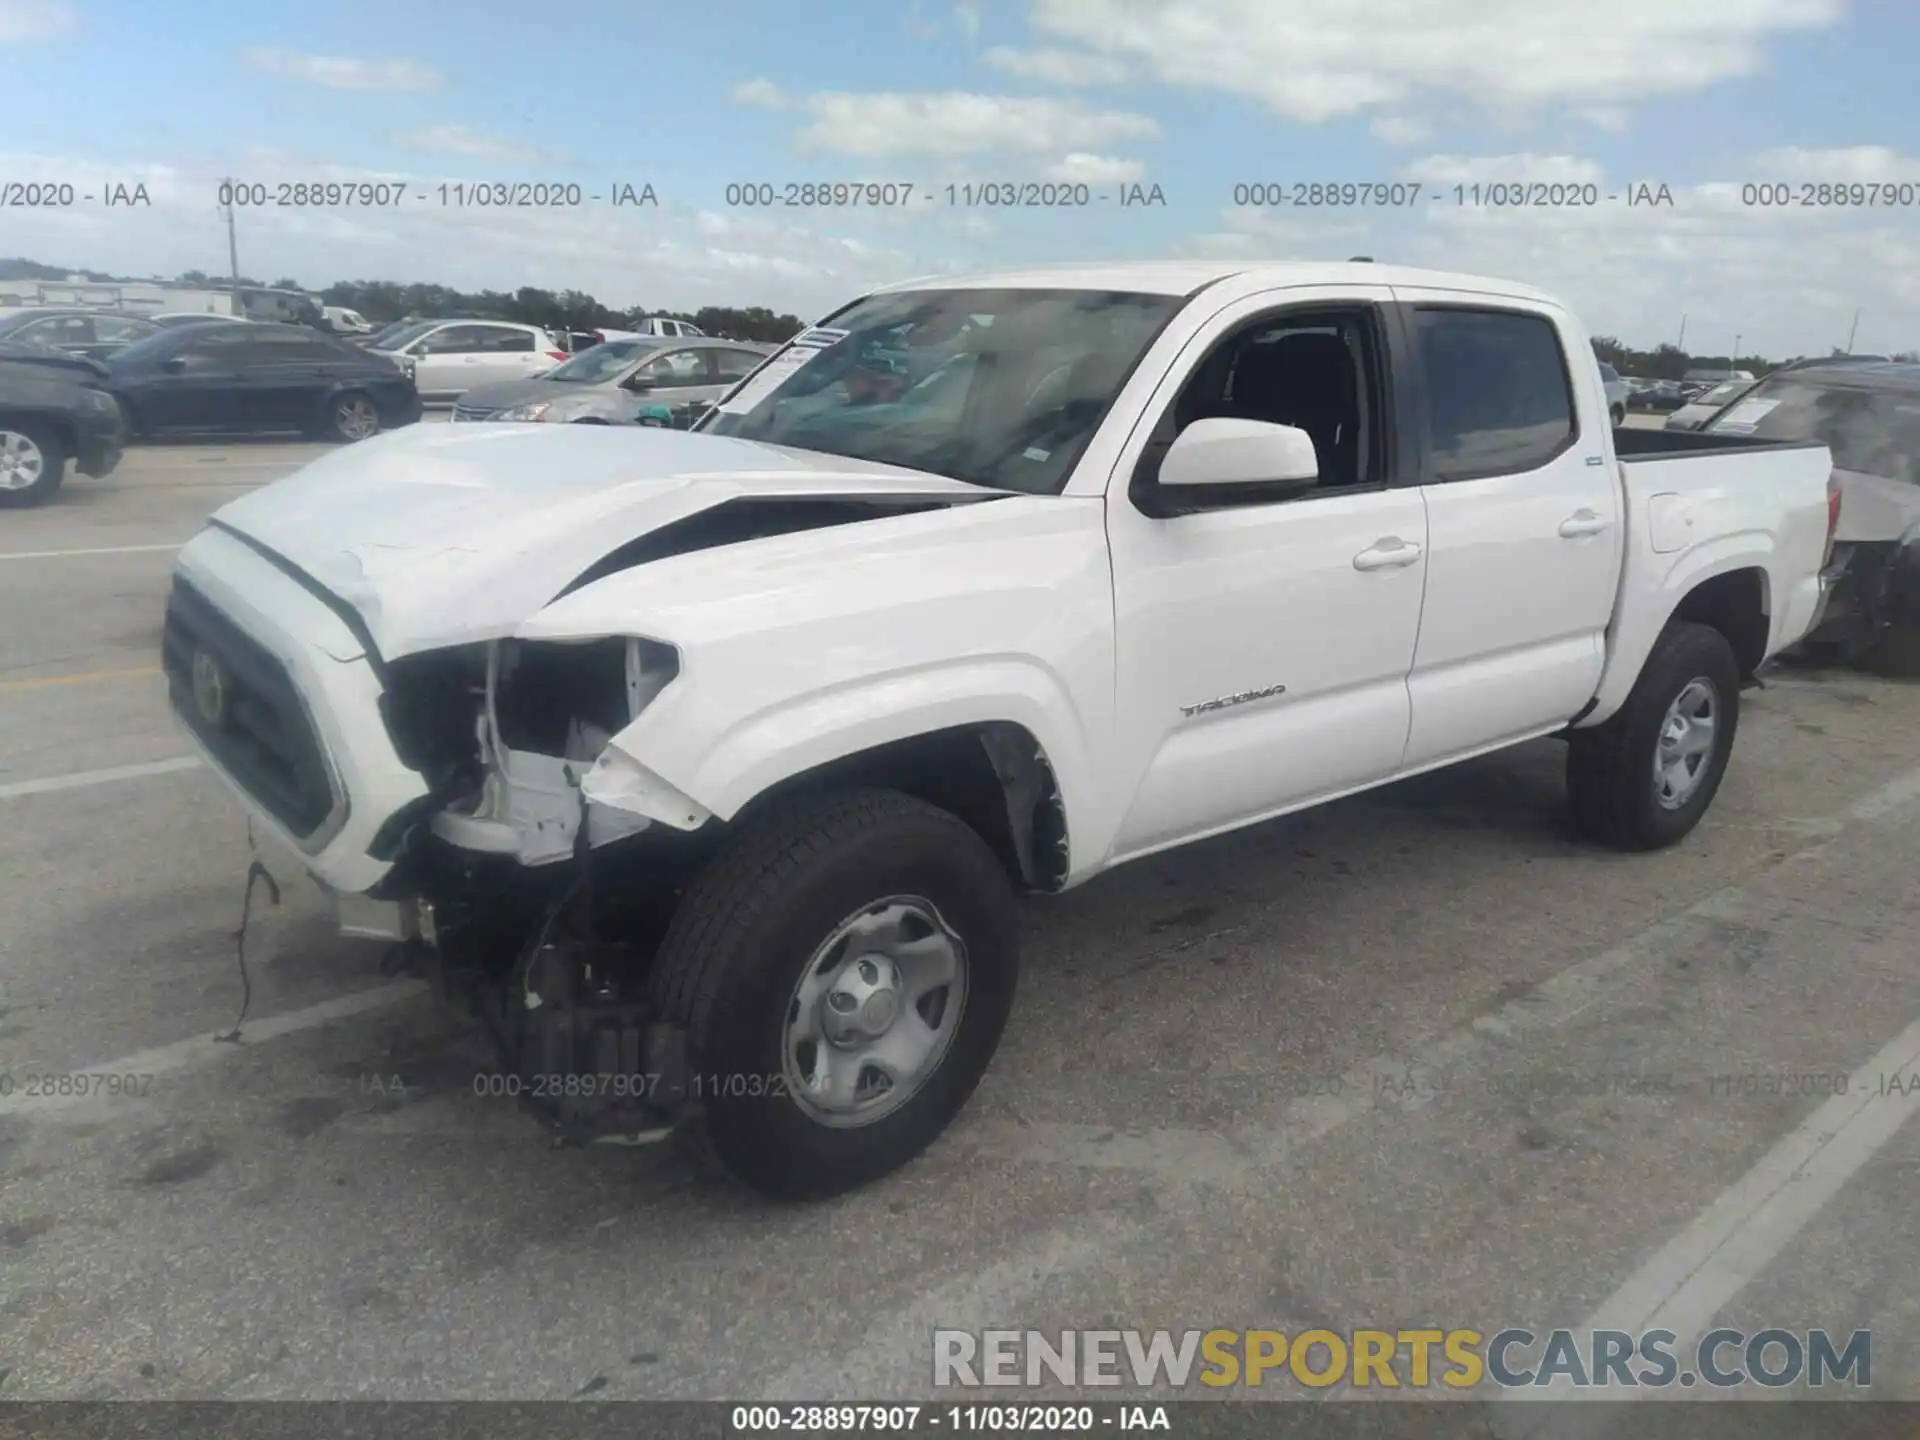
(325, 392, 381, 442)
(1567, 621, 1741, 850)
(649, 788, 1019, 1200)
(0, 422, 66, 508)
(1610, 404, 1625, 427)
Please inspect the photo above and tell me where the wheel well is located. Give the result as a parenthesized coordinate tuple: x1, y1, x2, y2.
(737, 723, 1069, 892)
(1671, 567, 1769, 676)
(0, 408, 77, 453)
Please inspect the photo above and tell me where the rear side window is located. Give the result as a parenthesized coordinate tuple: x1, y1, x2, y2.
(1415, 308, 1577, 481)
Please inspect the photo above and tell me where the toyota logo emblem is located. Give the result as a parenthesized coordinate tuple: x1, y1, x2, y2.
(190, 650, 229, 728)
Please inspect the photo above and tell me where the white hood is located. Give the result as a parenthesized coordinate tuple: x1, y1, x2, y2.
(207, 422, 995, 659)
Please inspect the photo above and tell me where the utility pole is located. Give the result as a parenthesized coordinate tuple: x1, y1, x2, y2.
(1845, 308, 1861, 354)
(221, 179, 241, 300)
(1733, 333, 1742, 365)
(1676, 314, 1687, 352)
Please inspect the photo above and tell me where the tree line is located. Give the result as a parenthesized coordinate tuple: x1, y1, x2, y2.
(5, 256, 1913, 362)
(1591, 335, 1917, 379)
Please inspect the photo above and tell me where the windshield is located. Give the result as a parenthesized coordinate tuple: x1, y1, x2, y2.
(698, 288, 1182, 493)
(370, 321, 439, 351)
(543, 340, 659, 382)
(1707, 375, 1920, 482)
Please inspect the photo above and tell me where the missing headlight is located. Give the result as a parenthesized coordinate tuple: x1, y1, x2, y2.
(493, 637, 677, 757)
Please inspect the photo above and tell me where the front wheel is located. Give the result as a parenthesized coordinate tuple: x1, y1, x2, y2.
(324, 391, 381, 442)
(0, 422, 67, 508)
(649, 788, 1019, 1200)
(1567, 621, 1741, 850)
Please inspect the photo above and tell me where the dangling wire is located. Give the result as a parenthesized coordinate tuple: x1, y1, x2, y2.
(215, 821, 280, 1044)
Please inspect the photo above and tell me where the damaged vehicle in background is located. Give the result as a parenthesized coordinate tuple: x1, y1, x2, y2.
(1702, 359, 1920, 674)
(162, 263, 1835, 1199)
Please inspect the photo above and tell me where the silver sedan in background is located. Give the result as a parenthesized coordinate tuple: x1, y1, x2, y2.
(449, 336, 773, 426)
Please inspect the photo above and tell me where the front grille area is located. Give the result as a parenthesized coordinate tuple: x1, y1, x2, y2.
(450, 401, 496, 422)
(162, 579, 337, 840)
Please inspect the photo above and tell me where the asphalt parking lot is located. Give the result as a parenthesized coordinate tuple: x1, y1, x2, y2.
(2, 418, 1918, 1420)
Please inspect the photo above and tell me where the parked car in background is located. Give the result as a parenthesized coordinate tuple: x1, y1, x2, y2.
(0, 307, 161, 361)
(1633, 380, 1687, 412)
(450, 337, 773, 424)
(1665, 376, 1757, 431)
(103, 321, 421, 442)
(0, 348, 125, 507)
(323, 306, 375, 336)
(1598, 361, 1630, 425)
(367, 319, 567, 402)
(633, 316, 705, 338)
(1703, 359, 1920, 674)
(150, 312, 251, 329)
(234, 286, 326, 327)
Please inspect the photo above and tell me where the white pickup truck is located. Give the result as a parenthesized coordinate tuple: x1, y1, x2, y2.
(163, 262, 1838, 1198)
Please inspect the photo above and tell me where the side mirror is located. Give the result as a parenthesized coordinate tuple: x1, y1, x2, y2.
(161, 355, 188, 373)
(1150, 417, 1319, 510)
(623, 373, 655, 392)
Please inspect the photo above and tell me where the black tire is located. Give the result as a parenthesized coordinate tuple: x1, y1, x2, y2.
(1567, 621, 1741, 850)
(324, 391, 381, 443)
(649, 788, 1019, 1200)
(0, 420, 67, 508)
(1610, 404, 1625, 427)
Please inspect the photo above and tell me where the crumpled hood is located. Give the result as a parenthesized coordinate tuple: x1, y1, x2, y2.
(207, 421, 995, 659)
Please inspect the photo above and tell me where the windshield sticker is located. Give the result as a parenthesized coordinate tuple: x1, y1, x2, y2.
(1714, 397, 1781, 429)
(716, 344, 819, 413)
(789, 326, 849, 350)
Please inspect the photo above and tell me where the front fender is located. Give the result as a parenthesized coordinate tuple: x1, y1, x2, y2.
(597, 656, 1099, 847)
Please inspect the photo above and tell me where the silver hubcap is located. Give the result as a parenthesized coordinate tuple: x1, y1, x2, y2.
(0, 430, 46, 490)
(782, 897, 968, 1129)
(1654, 677, 1718, 809)
(337, 398, 378, 439)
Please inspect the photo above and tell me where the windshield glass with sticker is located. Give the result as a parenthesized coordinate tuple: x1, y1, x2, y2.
(1708, 374, 1920, 483)
(698, 288, 1182, 494)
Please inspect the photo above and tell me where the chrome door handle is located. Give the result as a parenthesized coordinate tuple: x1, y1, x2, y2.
(1559, 509, 1611, 537)
(1353, 537, 1423, 571)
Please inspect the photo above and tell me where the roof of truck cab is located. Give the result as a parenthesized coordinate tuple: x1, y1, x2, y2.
(870, 260, 1562, 304)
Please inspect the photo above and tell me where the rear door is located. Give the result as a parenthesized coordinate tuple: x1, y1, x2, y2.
(229, 329, 340, 429)
(1394, 295, 1622, 769)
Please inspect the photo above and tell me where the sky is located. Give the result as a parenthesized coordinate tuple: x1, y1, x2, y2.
(5, 0, 1920, 357)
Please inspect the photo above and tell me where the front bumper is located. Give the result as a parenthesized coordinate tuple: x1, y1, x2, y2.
(167, 527, 429, 895)
(74, 414, 124, 477)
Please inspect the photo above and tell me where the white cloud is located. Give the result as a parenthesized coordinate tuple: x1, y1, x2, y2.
(1370, 115, 1431, 146)
(1041, 152, 1144, 185)
(1750, 146, 1920, 182)
(241, 47, 441, 92)
(0, 0, 74, 41)
(1576, 106, 1632, 132)
(394, 125, 554, 165)
(1400, 152, 1605, 185)
(956, 1, 982, 40)
(1028, 0, 1843, 122)
(731, 78, 789, 109)
(984, 46, 1130, 86)
(794, 92, 1159, 157)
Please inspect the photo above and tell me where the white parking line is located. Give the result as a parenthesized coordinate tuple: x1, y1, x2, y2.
(0, 542, 185, 562)
(0, 756, 200, 800)
(0, 980, 430, 1118)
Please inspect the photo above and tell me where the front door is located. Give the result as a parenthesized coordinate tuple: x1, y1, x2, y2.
(1394, 296, 1622, 768)
(1104, 288, 1429, 861)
